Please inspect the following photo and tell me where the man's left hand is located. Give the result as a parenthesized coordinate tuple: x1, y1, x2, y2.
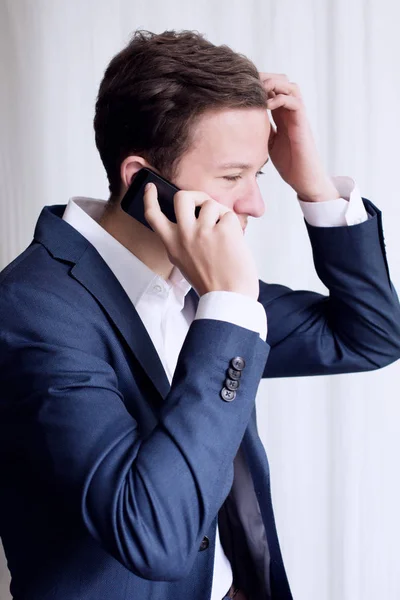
(259, 72, 340, 203)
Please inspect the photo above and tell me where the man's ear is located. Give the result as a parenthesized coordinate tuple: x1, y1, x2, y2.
(120, 156, 150, 189)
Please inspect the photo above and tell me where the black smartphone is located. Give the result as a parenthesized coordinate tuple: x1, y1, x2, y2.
(120, 167, 181, 231)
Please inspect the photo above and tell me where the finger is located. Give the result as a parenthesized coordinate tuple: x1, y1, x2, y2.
(174, 190, 210, 229)
(266, 94, 300, 111)
(263, 80, 302, 100)
(174, 191, 230, 228)
(143, 183, 174, 243)
(197, 199, 229, 228)
(216, 209, 242, 232)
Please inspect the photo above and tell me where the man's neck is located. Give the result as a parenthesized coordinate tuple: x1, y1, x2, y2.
(98, 201, 175, 282)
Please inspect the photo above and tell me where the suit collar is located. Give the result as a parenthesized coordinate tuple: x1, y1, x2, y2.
(33, 204, 199, 403)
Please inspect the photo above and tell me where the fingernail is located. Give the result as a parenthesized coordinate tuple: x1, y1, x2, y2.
(145, 183, 153, 192)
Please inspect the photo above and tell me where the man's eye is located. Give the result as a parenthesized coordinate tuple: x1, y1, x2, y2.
(223, 175, 242, 182)
(223, 170, 265, 182)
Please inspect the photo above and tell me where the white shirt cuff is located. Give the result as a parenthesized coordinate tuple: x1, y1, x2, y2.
(194, 291, 268, 341)
(298, 176, 369, 227)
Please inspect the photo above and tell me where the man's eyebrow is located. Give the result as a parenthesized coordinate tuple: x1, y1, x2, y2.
(218, 157, 270, 170)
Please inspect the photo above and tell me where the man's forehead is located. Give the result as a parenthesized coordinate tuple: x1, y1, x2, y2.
(193, 107, 269, 136)
(189, 108, 271, 167)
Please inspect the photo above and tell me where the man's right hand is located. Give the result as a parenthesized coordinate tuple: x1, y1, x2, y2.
(143, 183, 260, 300)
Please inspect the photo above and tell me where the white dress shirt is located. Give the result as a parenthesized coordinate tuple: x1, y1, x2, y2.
(62, 175, 367, 600)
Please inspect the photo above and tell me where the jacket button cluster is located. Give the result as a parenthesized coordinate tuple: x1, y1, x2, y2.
(220, 357, 246, 402)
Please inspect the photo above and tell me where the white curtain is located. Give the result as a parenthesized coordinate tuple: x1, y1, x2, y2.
(1, 1, 400, 599)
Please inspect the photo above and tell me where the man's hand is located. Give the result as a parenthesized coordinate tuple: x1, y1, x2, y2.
(259, 72, 340, 203)
(143, 184, 260, 300)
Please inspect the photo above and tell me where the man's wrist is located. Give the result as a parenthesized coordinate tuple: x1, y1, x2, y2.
(297, 182, 341, 203)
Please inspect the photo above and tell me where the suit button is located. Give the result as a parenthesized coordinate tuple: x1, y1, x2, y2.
(231, 357, 245, 371)
(221, 387, 236, 402)
(225, 378, 240, 391)
(227, 367, 241, 381)
(199, 536, 209, 551)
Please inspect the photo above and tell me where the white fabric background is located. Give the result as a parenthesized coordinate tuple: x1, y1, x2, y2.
(1, 1, 400, 599)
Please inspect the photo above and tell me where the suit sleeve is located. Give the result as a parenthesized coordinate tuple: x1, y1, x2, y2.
(0, 281, 269, 581)
(260, 198, 400, 378)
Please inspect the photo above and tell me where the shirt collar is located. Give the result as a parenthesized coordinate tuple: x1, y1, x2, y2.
(62, 197, 192, 308)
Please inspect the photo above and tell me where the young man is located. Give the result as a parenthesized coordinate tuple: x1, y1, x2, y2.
(0, 29, 399, 600)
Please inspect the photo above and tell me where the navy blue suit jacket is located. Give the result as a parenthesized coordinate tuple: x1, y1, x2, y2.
(0, 198, 399, 600)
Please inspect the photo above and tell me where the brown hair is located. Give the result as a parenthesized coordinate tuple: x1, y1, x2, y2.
(94, 29, 267, 203)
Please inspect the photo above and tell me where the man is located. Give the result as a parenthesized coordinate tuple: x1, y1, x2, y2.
(0, 29, 399, 600)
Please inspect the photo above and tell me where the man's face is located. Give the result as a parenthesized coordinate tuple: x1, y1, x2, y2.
(173, 107, 271, 231)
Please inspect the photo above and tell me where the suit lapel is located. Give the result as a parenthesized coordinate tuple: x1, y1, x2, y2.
(34, 204, 199, 404)
(70, 248, 172, 400)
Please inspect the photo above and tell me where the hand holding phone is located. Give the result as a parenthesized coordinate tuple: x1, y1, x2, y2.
(142, 180, 259, 300)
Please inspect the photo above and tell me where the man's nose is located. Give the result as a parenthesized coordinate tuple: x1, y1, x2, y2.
(234, 185, 266, 219)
